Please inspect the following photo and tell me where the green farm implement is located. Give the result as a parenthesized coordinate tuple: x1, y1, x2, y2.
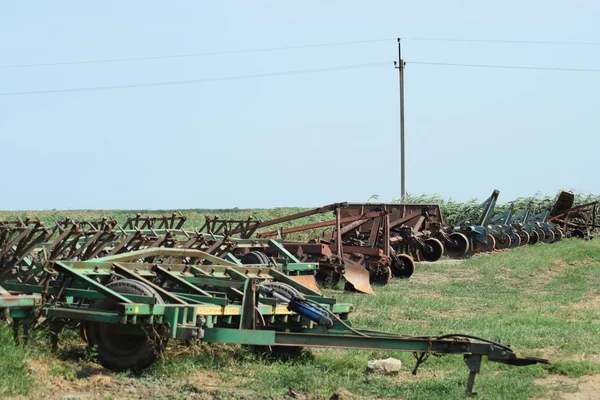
(0, 245, 548, 394)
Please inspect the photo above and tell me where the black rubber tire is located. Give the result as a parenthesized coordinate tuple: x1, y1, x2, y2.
(241, 251, 270, 265)
(260, 281, 303, 300)
(390, 254, 415, 279)
(420, 238, 444, 262)
(85, 279, 166, 371)
(445, 232, 469, 258)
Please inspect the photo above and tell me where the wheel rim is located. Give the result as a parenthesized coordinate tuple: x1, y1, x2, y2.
(445, 232, 469, 258)
(476, 234, 496, 253)
(536, 228, 546, 242)
(543, 229, 555, 244)
(370, 266, 393, 285)
(420, 238, 444, 262)
(509, 232, 521, 248)
(529, 230, 539, 245)
(519, 231, 530, 246)
(494, 233, 511, 250)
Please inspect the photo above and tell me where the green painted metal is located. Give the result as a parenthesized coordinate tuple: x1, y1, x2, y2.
(203, 327, 275, 345)
(0, 293, 41, 309)
(54, 261, 133, 304)
(0, 243, 546, 394)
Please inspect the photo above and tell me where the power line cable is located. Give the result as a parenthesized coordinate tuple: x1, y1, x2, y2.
(3, 37, 599, 70)
(403, 37, 600, 45)
(409, 61, 600, 72)
(0, 61, 391, 97)
(0, 38, 392, 69)
(2, 59, 599, 98)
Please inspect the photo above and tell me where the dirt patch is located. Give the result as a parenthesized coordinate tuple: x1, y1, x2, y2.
(390, 369, 447, 383)
(534, 374, 600, 400)
(566, 293, 600, 311)
(555, 258, 598, 268)
(521, 258, 594, 293)
(531, 347, 563, 361)
(409, 268, 478, 285)
(533, 375, 578, 399)
(420, 259, 464, 266)
(408, 271, 454, 285)
(20, 358, 241, 400)
(562, 374, 600, 400)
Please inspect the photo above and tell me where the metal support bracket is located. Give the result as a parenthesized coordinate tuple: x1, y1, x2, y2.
(464, 354, 482, 395)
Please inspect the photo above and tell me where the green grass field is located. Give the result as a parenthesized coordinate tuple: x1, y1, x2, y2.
(1, 214, 600, 399)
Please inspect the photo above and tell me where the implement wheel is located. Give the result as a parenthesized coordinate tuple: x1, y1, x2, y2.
(476, 234, 496, 253)
(543, 229, 555, 244)
(85, 279, 166, 371)
(241, 251, 270, 265)
(494, 232, 511, 250)
(536, 228, 546, 243)
(445, 233, 469, 258)
(370, 266, 392, 285)
(390, 253, 415, 279)
(420, 238, 444, 262)
(529, 230, 540, 244)
(554, 228, 564, 241)
(518, 230, 530, 246)
(509, 232, 521, 248)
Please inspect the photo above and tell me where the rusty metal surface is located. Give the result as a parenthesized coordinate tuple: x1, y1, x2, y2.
(339, 203, 445, 262)
(341, 202, 445, 230)
(550, 191, 575, 217)
(256, 210, 390, 239)
(122, 213, 186, 230)
(342, 259, 375, 295)
(288, 275, 321, 294)
(547, 192, 599, 239)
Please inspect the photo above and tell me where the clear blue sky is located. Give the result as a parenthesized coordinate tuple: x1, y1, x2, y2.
(1, 1, 598, 210)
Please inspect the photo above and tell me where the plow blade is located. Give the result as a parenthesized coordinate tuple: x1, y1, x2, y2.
(343, 259, 375, 295)
(289, 275, 321, 294)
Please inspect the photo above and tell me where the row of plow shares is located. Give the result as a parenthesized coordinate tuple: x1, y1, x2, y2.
(0, 190, 595, 393)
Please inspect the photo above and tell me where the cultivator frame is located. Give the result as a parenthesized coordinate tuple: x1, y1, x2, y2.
(547, 191, 599, 240)
(0, 246, 548, 394)
(338, 202, 448, 263)
(206, 203, 400, 294)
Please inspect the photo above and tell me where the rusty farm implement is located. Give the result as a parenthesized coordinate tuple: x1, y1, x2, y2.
(337, 202, 447, 263)
(547, 191, 598, 240)
(203, 203, 401, 294)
